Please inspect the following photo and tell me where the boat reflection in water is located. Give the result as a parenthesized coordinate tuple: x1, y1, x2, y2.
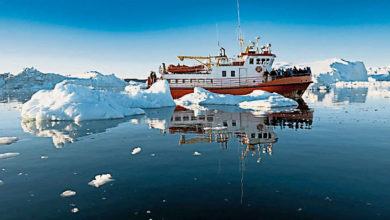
(168, 100, 313, 163)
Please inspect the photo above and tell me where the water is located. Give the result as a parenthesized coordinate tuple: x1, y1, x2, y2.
(0, 87, 390, 219)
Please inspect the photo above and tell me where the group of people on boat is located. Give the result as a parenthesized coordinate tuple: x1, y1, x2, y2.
(264, 66, 311, 79)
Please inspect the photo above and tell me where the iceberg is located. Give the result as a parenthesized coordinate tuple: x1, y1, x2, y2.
(88, 174, 114, 187)
(0, 137, 19, 145)
(21, 80, 175, 121)
(175, 87, 297, 109)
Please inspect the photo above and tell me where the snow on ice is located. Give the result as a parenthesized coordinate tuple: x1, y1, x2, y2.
(175, 87, 298, 109)
(88, 174, 114, 187)
(0, 137, 19, 145)
(21, 80, 174, 121)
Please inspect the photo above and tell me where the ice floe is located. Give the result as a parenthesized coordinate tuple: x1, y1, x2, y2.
(21, 80, 174, 121)
(175, 87, 298, 109)
(0, 152, 20, 159)
(60, 190, 76, 197)
(88, 174, 114, 187)
(0, 180, 3, 185)
(0, 137, 19, 145)
(71, 207, 79, 213)
(193, 151, 202, 156)
(131, 147, 142, 155)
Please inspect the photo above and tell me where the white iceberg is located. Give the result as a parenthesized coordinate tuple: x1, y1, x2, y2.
(367, 66, 390, 81)
(21, 80, 175, 121)
(0, 152, 20, 159)
(0, 137, 19, 145)
(175, 87, 297, 109)
(193, 151, 202, 156)
(62, 71, 129, 91)
(88, 174, 114, 187)
(60, 190, 76, 197)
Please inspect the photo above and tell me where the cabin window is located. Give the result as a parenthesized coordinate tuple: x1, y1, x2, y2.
(207, 116, 213, 122)
(183, 116, 189, 121)
(175, 79, 178, 83)
(262, 59, 265, 64)
(199, 116, 205, 121)
(231, 71, 235, 77)
(222, 71, 227, 77)
(268, 133, 272, 138)
(249, 58, 254, 64)
(232, 120, 237, 126)
(223, 121, 228, 127)
(258, 133, 262, 138)
(175, 116, 181, 121)
(256, 58, 261, 64)
(264, 133, 268, 138)
(191, 116, 197, 120)
(251, 133, 255, 138)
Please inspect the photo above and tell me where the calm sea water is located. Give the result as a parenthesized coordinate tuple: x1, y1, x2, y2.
(0, 87, 390, 219)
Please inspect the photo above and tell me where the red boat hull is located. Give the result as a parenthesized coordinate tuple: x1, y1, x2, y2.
(170, 75, 312, 100)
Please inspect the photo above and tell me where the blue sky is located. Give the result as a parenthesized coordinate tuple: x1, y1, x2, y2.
(0, 0, 389, 78)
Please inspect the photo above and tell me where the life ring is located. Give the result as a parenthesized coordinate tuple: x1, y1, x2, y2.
(255, 66, 262, 73)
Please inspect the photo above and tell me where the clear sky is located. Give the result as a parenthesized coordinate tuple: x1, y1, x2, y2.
(0, 0, 389, 78)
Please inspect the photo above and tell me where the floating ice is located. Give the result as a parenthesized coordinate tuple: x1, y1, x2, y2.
(21, 80, 174, 121)
(88, 174, 114, 187)
(41, 156, 49, 159)
(71, 207, 79, 213)
(193, 151, 202, 156)
(0, 180, 3, 185)
(0, 137, 19, 145)
(60, 190, 76, 197)
(131, 147, 142, 155)
(175, 87, 297, 109)
(0, 152, 20, 159)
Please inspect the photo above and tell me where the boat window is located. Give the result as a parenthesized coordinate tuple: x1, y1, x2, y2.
(223, 121, 228, 127)
(191, 116, 197, 120)
(222, 71, 227, 77)
(249, 58, 254, 64)
(199, 116, 205, 121)
(264, 133, 268, 138)
(268, 133, 272, 138)
(175, 79, 178, 83)
(232, 120, 236, 126)
(183, 116, 189, 121)
(207, 116, 213, 122)
(262, 59, 265, 64)
(258, 133, 262, 138)
(175, 117, 181, 121)
(251, 133, 255, 138)
(231, 71, 235, 77)
(256, 58, 261, 64)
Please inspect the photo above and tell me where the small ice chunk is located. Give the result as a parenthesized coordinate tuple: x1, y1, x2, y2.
(0, 152, 20, 159)
(0, 180, 3, 185)
(193, 151, 201, 156)
(0, 137, 19, 145)
(71, 207, 79, 213)
(41, 156, 48, 159)
(61, 190, 76, 197)
(131, 147, 142, 155)
(88, 174, 114, 187)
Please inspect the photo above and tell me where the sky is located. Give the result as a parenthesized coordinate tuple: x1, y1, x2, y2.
(0, 0, 389, 78)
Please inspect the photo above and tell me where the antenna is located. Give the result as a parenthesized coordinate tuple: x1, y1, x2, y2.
(216, 23, 220, 48)
(236, 0, 244, 52)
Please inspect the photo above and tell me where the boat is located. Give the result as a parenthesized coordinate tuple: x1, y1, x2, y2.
(147, 1, 312, 99)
